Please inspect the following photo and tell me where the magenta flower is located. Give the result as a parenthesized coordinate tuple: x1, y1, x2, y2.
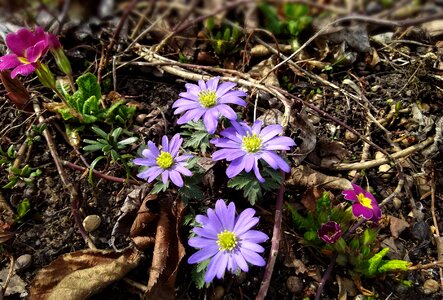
(342, 184, 382, 222)
(133, 133, 193, 187)
(210, 120, 295, 182)
(188, 199, 268, 283)
(318, 221, 342, 244)
(0, 27, 53, 78)
(172, 77, 247, 134)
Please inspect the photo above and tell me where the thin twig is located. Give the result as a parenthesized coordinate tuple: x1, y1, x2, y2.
(33, 101, 96, 249)
(0, 254, 15, 298)
(256, 171, 285, 300)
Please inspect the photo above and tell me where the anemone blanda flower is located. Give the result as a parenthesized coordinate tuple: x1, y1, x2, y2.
(172, 77, 247, 134)
(342, 184, 382, 222)
(188, 199, 268, 283)
(318, 221, 342, 244)
(210, 120, 295, 182)
(133, 133, 192, 187)
(0, 27, 54, 78)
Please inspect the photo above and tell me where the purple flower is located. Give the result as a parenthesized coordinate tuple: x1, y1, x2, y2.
(318, 221, 342, 244)
(188, 199, 268, 283)
(133, 133, 192, 187)
(342, 184, 382, 222)
(210, 120, 295, 182)
(172, 77, 247, 134)
(0, 27, 53, 78)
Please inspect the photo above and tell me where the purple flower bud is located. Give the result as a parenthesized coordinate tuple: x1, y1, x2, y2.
(318, 221, 342, 244)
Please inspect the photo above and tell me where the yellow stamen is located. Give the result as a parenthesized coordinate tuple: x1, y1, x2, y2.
(217, 230, 237, 251)
(242, 134, 262, 153)
(156, 151, 174, 169)
(198, 90, 217, 108)
(357, 193, 373, 209)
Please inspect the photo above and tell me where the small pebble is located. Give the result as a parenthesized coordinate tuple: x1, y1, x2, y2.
(410, 221, 429, 241)
(15, 254, 32, 271)
(345, 130, 358, 142)
(393, 197, 402, 209)
(378, 164, 392, 179)
(287, 276, 303, 294)
(423, 279, 440, 294)
(213, 285, 225, 300)
(82, 215, 101, 233)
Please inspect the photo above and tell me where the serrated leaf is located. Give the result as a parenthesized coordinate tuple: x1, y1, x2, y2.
(151, 181, 169, 194)
(367, 248, 389, 276)
(82, 96, 99, 115)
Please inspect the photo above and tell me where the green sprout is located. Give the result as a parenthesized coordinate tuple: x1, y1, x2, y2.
(83, 126, 138, 183)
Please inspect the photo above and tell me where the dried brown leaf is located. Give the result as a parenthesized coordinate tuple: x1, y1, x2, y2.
(286, 165, 352, 191)
(301, 186, 332, 213)
(130, 194, 159, 240)
(145, 199, 186, 299)
(389, 215, 410, 239)
(29, 248, 141, 300)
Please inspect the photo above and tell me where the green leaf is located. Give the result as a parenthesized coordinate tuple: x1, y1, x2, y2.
(151, 181, 169, 194)
(91, 126, 108, 139)
(285, 203, 313, 230)
(192, 260, 209, 288)
(377, 259, 410, 273)
(258, 2, 283, 35)
(82, 96, 99, 115)
(83, 143, 104, 152)
(3, 177, 18, 189)
(16, 199, 31, 218)
(88, 156, 107, 184)
(117, 136, 138, 147)
(366, 247, 389, 277)
(227, 173, 262, 205)
(73, 72, 102, 110)
(361, 228, 379, 246)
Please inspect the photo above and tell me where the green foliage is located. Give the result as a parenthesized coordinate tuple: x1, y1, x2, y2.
(14, 198, 31, 223)
(205, 18, 242, 56)
(25, 124, 47, 145)
(151, 181, 170, 194)
(258, 2, 312, 39)
(53, 72, 135, 124)
(83, 126, 138, 182)
(181, 121, 212, 154)
(4, 165, 42, 189)
(286, 203, 314, 230)
(356, 248, 410, 277)
(227, 167, 282, 205)
(0, 145, 16, 165)
(191, 259, 210, 289)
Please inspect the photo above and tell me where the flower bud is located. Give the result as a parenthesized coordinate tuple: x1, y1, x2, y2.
(318, 221, 342, 244)
(35, 62, 56, 89)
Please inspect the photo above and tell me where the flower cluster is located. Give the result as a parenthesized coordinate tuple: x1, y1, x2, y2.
(187, 199, 268, 283)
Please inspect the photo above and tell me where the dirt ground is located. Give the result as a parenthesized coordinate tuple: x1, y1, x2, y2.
(1, 1, 443, 299)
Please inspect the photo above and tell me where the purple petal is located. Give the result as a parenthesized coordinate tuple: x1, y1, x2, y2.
(239, 230, 269, 243)
(161, 170, 169, 184)
(260, 151, 290, 172)
(352, 203, 374, 220)
(11, 64, 36, 78)
(251, 120, 263, 134)
(161, 135, 169, 152)
(6, 28, 34, 56)
(198, 79, 207, 90)
(187, 244, 219, 264)
(212, 149, 245, 162)
(233, 208, 258, 235)
(231, 121, 248, 137)
(0, 54, 21, 70)
(184, 83, 200, 95)
(25, 40, 47, 62)
(176, 93, 199, 102)
(215, 200, 235, 231)
(203, 109, 219, 134)
(342, 189, 358, 202)
(219, 127, 243, 142)
(264, 136, 296, 149)
(205, 251, 224, 282)
(177, 108, 206, 124)
(133, 158, 156, 167)
(216, 104, 237, 120)
(243, 155, 255, 172)
(211, 141, 242, 149)
(226, 156, 246, 178)
(169, 170, 184, 187)
(240, 247, 266, 266)
(173, 101, 201, 114)
(260, 125, 283, 142)
(232, 252, 249, 272)
(240, 241, 265, 253)
(215, 252, 229, 279)
(206, 76, 220, 91)
(174, 165, 192, 176)
(215, 82, 237, 96)
(253, 162, 265, 182)
(168, 133, 182, 157)
(147, 141, 160, 157)
(218, 90, 247, 103)
(193, 227, 218, 239)
(188, 237, 216, 248)
(206, 208, 224, 232)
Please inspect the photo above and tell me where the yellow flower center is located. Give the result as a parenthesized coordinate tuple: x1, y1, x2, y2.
(357, 193, 373, 209)
(198, 90, 217, 108)
(217, 230, 237, 251)
(156, 151, 174, 169)
(18, 56, 29, 64)
(242, 134, 262, 153)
